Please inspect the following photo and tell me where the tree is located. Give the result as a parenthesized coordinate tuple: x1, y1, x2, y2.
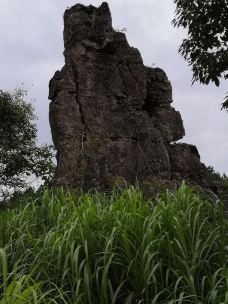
(0, 87, 54, 201)
(172, 0, 228, 109)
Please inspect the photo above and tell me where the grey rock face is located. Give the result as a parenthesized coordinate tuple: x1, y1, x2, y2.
(49, 2, 204, 189)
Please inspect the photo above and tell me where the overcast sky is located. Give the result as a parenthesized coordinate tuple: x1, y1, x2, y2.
(0, 0, 227, 174)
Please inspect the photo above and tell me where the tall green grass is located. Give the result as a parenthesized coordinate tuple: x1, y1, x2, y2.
(0, 184, 228, 303)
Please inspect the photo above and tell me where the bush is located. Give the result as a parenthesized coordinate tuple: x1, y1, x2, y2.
(0, 184, 228, 303)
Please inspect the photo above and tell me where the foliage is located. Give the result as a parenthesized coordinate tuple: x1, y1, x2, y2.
(0, 248, 44, 304)
(0, 184, 228, 303)
(172, 0, 228, 110)
(203, 166, 228, 188)
(0, 88, 54, 201)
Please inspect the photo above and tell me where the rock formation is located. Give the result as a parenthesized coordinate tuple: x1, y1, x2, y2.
(48, 2, 223, 196)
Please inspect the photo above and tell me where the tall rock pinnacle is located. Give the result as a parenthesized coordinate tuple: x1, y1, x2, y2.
(49, 2, 204, 189)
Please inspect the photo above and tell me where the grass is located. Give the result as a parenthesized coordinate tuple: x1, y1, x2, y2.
(0, 183, 228, 303)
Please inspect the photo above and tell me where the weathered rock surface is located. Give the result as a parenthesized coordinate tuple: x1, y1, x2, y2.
(49, 2, 226, 201)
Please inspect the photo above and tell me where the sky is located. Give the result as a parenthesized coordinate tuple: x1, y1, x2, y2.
(0, 0, 227, 174)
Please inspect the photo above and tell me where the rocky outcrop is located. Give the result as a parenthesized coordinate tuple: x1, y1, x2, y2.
(48, 2, 207, 191)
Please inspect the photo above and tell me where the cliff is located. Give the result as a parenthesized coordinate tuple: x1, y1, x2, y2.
(49, 2, 227, 202)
